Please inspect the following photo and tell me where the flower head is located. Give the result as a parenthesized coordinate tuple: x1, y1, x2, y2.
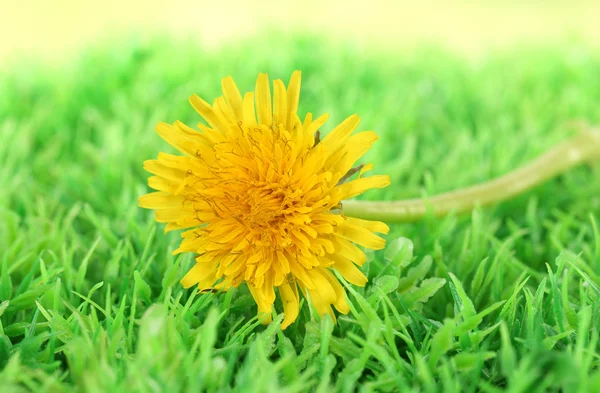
(139, 71, 389, 328)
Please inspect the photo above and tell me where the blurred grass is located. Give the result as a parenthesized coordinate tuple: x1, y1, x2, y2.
(1, 34, 600, 392)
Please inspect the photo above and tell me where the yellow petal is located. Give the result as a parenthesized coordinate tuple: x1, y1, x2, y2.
(276, 251, 291, 274)
(205, 219, 239, 239)
(312, 237, 335, 255)
(302, 112, 312, 131)
(273, 79, 288, 126)
(336, 220, 387, 250)
(255, 259, 273, 278)
(174, 120, 223, 146)
(189, 94, 229, 131)
(213, 96, 237, 125)
(303, 113, 329, 149)
(210, 224, 245, 244)
(156, 151, 194, 166)
(343, 216, 390, 234)
(242, 92, 257, 126)
(288, 259, 316, 290)
(328, 131, 379, 177)
(154, 122, 198, 156)
(217, 253, 239, 277)
(138, 192, 185, 209)
(294, 142, 327, 183)
(307, 288, 336, 323)
(321, 269, 350, 314)
(173, 230, 206, 254)
(197, 272, 218, 291)
(143, 160, 186, 181)
(320, 114, 360, 156)
(332, 238, 367, 266)
(312, 222, 335, 235)
(255, 73, 272, 125)
(181, 263, 215, 288)
(165, 222, 185, 232)
(221, 76, 243, 119)
(181, 264, 202, 288)
(262, 272, 276, 305)
(154, 206, 192, 223)
(329, 253, 368, 286)
(359, 163, 373, 177)
(286, 70, 301, 130)
(279, 281, 300, 329)
(306, 268, 337, 304)
(164, 214, 204, 232)
(147, 176, 178, 192)
(335, 175, 390, 200)
(224, 255, 246, 276)
(248, 284, 273, 324)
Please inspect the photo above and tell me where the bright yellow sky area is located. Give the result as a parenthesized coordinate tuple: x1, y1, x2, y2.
(1, 0, 599, 63)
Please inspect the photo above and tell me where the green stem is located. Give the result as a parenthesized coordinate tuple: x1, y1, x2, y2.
(343, 128, 600, 223)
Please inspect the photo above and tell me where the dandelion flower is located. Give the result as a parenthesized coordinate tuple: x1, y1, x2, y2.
(139, 71, 390, 329)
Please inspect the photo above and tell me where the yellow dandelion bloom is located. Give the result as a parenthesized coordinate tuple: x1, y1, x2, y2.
(139, 71, 390, 329)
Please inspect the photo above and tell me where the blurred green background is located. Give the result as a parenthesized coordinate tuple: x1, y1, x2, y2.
(2, 1, 600, 392)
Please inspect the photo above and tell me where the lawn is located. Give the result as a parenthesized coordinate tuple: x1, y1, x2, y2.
(1, 35, 600, 392)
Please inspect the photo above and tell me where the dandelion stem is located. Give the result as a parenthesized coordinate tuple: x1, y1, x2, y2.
(343, 128, 600, 223)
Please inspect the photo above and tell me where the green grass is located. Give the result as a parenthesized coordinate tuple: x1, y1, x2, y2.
(1, 34, 600, 392)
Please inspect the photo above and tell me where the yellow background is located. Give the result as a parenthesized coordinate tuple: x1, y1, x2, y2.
(2, 0, 599, 63)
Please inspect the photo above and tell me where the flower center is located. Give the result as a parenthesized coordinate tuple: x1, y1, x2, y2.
(236, 185, 287, 228)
